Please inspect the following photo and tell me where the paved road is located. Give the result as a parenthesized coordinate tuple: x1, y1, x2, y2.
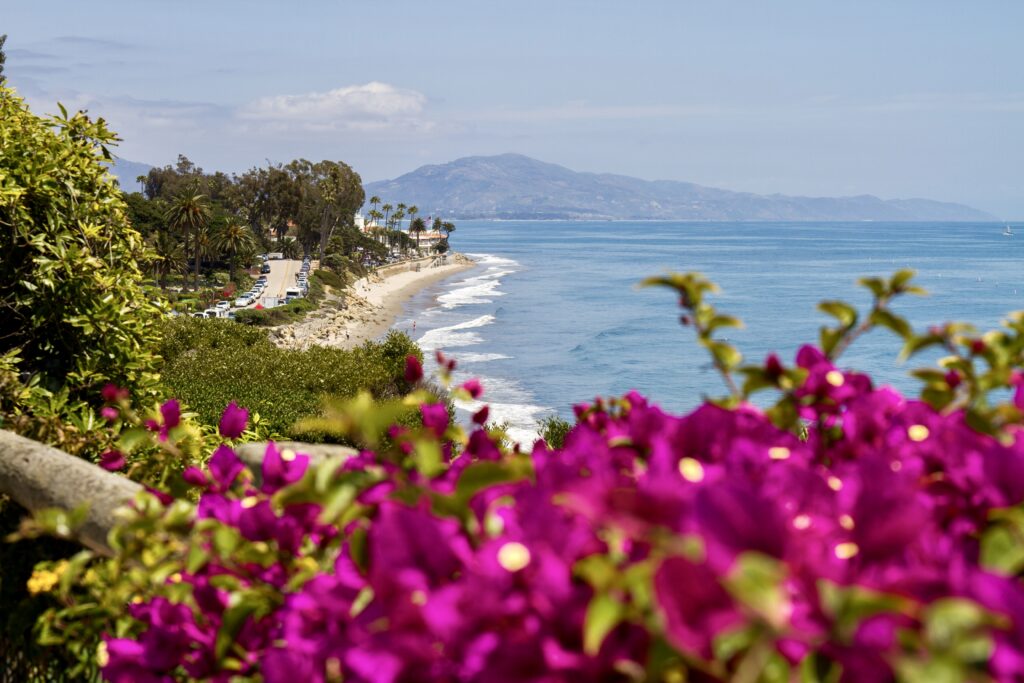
(232, 258, 301, 309)
(263, 258, 301, 301)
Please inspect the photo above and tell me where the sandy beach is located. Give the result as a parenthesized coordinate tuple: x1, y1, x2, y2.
(269, 254, 476, 350)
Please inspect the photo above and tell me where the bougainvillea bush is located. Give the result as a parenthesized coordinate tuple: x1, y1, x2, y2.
(34, 271, 1024, 682)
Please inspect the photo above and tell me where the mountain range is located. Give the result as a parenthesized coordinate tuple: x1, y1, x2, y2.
(108, 157, 154, 191)
(363, 154, 993, 222)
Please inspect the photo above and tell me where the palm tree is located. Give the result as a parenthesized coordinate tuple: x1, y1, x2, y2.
(392, 207, 406, 237)
(409, 216, 426, 252)
(441, 221, 455, 240)
(164, 187, 211, 290)
(281, 238, 302, 260)
(407, 205, 419, 233)
(381, 203, 393, 231)
(214, 218, 256, 284)
(369, 195, 381, 218)
(192, 225, 215, 286)
(149, 231, 186, 288)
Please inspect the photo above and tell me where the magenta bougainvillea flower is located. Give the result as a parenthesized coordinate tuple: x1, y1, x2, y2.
(101, 383, 129, 403)
(404, 354, 423, 383)
(101, 340, 1024, 682)
(98, 450, 125, 472)
(459, 379, 483, 399)
(218, 401, 249, 439)
(420, 403, 448, 437)
(144, 399, 181, 442)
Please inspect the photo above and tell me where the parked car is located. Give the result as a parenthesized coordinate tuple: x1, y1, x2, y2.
(191, 312, 206, 319)
(203, 309, 220, 319)
(260, 264, 271, 274)
(215, 301, 231, 311)
(234, 296, 253, 307)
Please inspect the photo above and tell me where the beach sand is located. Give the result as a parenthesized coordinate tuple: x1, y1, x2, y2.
(270, 254, 476, 350)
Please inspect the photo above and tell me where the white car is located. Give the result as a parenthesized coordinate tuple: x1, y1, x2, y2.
(215, 301, 231, 311)
(234, 297, 253, 307)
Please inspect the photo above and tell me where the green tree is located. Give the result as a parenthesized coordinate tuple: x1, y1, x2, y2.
(0, 34, 7, 84)
(213, 218, 255, 283)
(381, 203, 393, 230)
(368, 194, 381, 217)
(0, 86, 162, 406)
(149, 231, 186, 287)
(164, 186, 211, 290)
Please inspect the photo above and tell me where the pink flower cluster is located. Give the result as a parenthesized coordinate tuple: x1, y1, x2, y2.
(102, 345, 1024, 682)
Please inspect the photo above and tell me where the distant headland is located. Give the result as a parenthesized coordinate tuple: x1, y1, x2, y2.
(362, 153, 994, 222)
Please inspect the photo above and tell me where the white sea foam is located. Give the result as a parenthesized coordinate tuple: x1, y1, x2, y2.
(435, 253, 519, 309)
(453, 352, 511, 363)
(416, 314, 495, 351)
(438, 278, 505, 308)
(455, 397, 547, 446)
(465, 253, 520, 269)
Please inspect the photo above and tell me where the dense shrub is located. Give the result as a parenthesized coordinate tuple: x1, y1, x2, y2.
(158, 318, 421, 439)
(312, 268, 345, 289)
(0, 87, 162, 410)
(31, 271, 1024, 682)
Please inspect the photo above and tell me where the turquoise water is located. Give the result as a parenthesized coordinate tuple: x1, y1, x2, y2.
(394, 221, 1024, 441)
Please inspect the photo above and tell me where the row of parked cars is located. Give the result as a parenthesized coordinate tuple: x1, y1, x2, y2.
(235, 274, 269, 307)
(295, 256, 311, 293)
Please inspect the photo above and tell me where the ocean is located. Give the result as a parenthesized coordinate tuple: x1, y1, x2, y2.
(393, 221, 1024, 443)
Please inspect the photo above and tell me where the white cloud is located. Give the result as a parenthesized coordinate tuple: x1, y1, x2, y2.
(239, 82, 429, 130)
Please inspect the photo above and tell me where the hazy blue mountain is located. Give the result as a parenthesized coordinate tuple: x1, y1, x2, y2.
(106, 157, 153, 191)
(364, 154, 994, 221)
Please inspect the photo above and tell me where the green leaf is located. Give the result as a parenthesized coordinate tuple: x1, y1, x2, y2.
(817, 300, 858, 328)
(707, 340, 742, 370)
(923, 598, 995, 650)
(707, 314, 744, 332)
(870, 309, 913, 339)
(889, 269, 917, 292)
(724, 553, 789, 628)
(413, 439, 443, 477)
(820, 327, 844, 356)
(215, 598, 258, 661)
(118, 427, 151, 454)
(583, 593, 624, 655)
(858, 276, 887, 298)
(981, 520, 1024, 575)
(454, 460, 529, 507)
(317, 484, 357, 525)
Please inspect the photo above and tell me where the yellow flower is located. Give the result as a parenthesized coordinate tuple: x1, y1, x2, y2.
(26, 568, 60, 594)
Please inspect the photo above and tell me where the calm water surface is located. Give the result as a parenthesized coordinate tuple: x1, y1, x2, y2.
(393, 221, 1024, 441)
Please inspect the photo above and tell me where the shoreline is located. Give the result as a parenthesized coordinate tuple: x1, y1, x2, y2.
(270, 254, 477, 350)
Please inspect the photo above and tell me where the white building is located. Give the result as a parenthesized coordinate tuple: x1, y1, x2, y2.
(411, 230, 445, 251)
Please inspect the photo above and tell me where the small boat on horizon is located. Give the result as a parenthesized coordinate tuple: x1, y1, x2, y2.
(1004, 225, 1014, 237)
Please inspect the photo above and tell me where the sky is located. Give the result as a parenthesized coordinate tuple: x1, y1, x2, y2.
(4, 0, 1023, 216)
